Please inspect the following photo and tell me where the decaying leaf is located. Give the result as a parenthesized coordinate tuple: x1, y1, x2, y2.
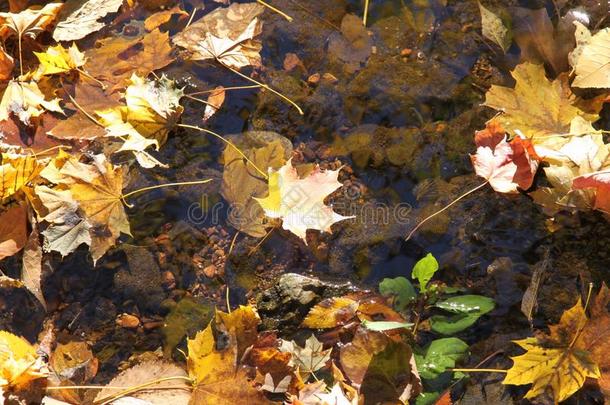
(255, 159, 354, 242)
(34, 44, 86, 76)
(503, 298, 600, 402)
(0, 80, 63, 125)
(21, 217, 45, 310)
(302, 297, 359, 329)
(0, 152, 45, 201)
(85, 28, 174, 90)
(478, 2, 511, 53)
(484, 62, 599, 143)
(144, 5, 188, 32)
(572, 169, 610, 213)
(53, 0, 123, 42)
(173, 2, 265, 69)
(581, 284, 610, 395)
(0, 331, 47, 391)
(0, 47, 14, 80)
(202, 86, 226, 122)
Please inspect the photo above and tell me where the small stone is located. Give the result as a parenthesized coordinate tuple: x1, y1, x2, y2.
(116, 313, 140, 329)
(162, 271, 176, 290)
(322, 73, 338, 84)
(307, 73, 320, 85)
(214, 249, 224, 257)
(143, 321, 164, 331)
(203, 265, 217, 278)
(400, 48, 412, 57)
(283, 52, 302, 71)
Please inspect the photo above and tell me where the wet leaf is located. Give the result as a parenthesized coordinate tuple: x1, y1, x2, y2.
(378, 277, 417, 311)
(144, 5, 188, 32)
(503, 299, 600, 402)
(581, 284, 610, 395)
(221, 131, 292, 237)
(0, 48, 14, 80)
(34, 44, 86, 76)
(173, 3, 265, 69)
(570, 24, 610, 88)
(361, 320, 412, 331)
(478, 2, 511, 52)
(85, 29, 174, 90)
(21, 219, 45, 309)
(53, 0, 123, 42)
(572, 169, 610, 213)
(202, 86, 225, 123)
(302, 297, 359, 329)
(0, 80, 64, 126)
(411, 252, 439, 292)
(0, 331, 47, 391)
(484, 62, 599, 142)
(255, 159, 354, 242)
(430, 295, 495, 335)
(215, 305, 260, 360)
(415, 337, 468, 380)
(0, 205, 27, 260)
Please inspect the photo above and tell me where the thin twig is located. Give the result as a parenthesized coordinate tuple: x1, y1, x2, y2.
(257, 0, 293, 21)
(122, 179, 213, 200)
(186, 84, 261, 97)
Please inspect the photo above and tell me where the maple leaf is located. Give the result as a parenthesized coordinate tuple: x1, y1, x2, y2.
(572, 169, 610, 213)
(484, 62, 599, 143)
(96, 74, 184, 146)
(0, 80, 64, 125)
(280, 334, 331, 381)
(0, 205, 27, 260)
(173, 3, 265, 69)
(503, 298, 600, 402)
(0, 152, 44, 202)
(35, 185, 92, 257)
(52, 0, 123, 42)
(302, 297, 359, 329)
(288, 381, 359, 405)
(44, 154, 130, 262)
(570, 23, 610, 88)
(0, 331, 47, 392)
(470, 122, 538, 193)
(85, 29, 174, 91)
(34, 44, 86, 76)
(0, 3, 63, 41)
(255, 159, 354, 242)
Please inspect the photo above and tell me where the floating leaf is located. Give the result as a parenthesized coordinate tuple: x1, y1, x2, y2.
(0, 80, 63, 126)
(0, 3, 63, 40)
(34, 44, 86, 76)
(255, 159, 354, 242)
(280, 334, 331, 380)
(0, 153, 44, 202)
(0, 331, 47, 391)
(173, 3, 265, 69)
(570, 24, 610, 88)
(361, 320, 413, 331)
(0, 205, 27, 260)
(53, 0, 123, 42)
(430, 295, 495, 335)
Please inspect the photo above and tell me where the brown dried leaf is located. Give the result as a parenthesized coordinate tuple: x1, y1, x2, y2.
(53, 0, 123, 42)
(0, 204, 27, 260)
(144, 5, 188, 32)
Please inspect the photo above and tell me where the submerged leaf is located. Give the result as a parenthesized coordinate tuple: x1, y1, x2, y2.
(53, 0, 123, 42)
(478, 2, 511, 52)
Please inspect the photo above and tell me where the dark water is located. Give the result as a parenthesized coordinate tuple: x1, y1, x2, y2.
(2, 0, 610, 401)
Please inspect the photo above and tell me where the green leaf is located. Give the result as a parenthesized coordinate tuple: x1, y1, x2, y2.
(430, 295, 495, 335)
(435, 295, 495, 314)
(415, 338, 469, 380)
(411, 253, 438, 292)
(361, 320, 413, 331)
(379, 277, 417, 311)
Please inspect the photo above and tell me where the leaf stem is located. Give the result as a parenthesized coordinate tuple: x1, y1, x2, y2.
(363, 0, 370, 26)
(76, 67, 107, 89)
(221, 63, 303, 115)
(406, 181, 489, 241)
(256, 0, 293, 21)
(177, 123, 268, 179)
(186, 85, 261, 97)
(17, 33, 23, 77)
(122, 179, 213, 200)
(93, 376, 193, 405)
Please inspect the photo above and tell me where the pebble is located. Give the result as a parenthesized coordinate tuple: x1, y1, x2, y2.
(307, 73, 321, 85)
(322, 73, 338, 84)
(162, 271, 176, 290)
(203, 264, 217, 278)
(116, 313, 140, 329)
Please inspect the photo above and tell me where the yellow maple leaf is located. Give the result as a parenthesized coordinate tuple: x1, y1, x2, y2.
(255, 159, 354, 242)
(0, 331, 47, 391)
(0, 80, 63, 125)
(503, 299, 601, 402)
(571, 23, 610, 89)
(51, 154, 130, 262)
(484, 63, 599, 145)
(0, 152, 45, 202)
(96, 74, 184, 146)
(34, 43, 86, 76)
(302, 297, 360, 329)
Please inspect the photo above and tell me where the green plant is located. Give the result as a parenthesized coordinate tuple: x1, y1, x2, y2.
(378, 253, 495, 404)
